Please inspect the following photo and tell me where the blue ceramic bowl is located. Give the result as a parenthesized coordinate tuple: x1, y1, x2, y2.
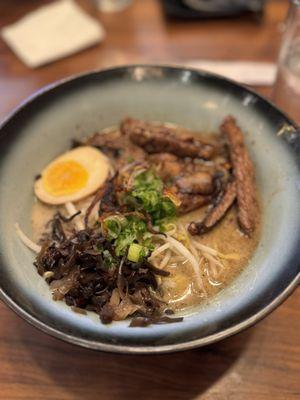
(0, 65, 299, 353)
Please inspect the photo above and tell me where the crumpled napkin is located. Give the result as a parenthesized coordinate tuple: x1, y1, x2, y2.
(1, 0, 105, 68)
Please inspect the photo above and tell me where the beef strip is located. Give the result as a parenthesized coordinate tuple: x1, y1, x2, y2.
(148, 152, 230, 197)
(122, 118, 215, 160)
(148, 153, 226, 213)
(148, 153, 183, 181)
(85, 129, 125, 150)
(176, 172, 214, 195)
(221, 116, 256, 236)
(83, 120, 231, 218)
(177, 192, 212, 214)
(84, 129, 146, 168)
(188, 180, 237, 235)
(148, 153, 178, 163)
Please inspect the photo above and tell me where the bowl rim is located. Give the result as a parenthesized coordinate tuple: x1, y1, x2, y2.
(0, 64, 299, 354)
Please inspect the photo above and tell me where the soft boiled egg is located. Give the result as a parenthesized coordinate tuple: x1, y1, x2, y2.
(34, 146, 110, 205)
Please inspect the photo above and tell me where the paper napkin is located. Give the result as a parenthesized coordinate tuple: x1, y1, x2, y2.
(1, 0, 105, 68)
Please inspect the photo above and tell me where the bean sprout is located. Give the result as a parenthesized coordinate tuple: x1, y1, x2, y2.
(149, 242, 170, 259)
(165, 235, 205, 293)
(160, 250, 171, 269)
(15, 223, 41, 253)
(65, 202, 84, 231)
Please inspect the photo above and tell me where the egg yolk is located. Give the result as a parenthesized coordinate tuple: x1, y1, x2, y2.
(43, 160, 88, 197)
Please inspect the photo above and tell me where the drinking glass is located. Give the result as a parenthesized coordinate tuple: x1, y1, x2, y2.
(273, 0, 300, 124)
(92, 0, 132, 12)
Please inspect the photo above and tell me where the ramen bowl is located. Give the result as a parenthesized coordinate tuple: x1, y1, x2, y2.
(0, 65, 299, 353)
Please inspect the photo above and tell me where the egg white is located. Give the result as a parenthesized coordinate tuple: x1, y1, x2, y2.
(34, 146, 110, 205)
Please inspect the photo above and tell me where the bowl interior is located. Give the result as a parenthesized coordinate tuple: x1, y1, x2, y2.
(0, 66, 299, 352)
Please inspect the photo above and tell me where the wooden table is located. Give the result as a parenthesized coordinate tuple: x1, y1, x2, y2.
(0, 1, 299, 399)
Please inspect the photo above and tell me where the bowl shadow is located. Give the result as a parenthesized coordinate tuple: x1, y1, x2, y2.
(13, 314, 255, 400)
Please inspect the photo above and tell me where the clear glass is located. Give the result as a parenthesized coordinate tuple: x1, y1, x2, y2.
(273, 0, 300, 124)
(92, 0, 132, 12)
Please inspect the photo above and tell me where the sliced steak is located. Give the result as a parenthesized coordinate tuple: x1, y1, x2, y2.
(178, 192, 212, 214)
(221, 116, 256, 236)
(148, 153, 183, 181)
(176, 172, 214, 195)
(85, 129, 124, 147)
(84, 129, 146, 167)
(188, 181, 236, 235)
(148, 153, 178, 163)
(122, 118, 215, 160)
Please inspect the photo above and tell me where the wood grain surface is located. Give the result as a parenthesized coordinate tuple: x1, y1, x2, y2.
(0, 1, 299, 399)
